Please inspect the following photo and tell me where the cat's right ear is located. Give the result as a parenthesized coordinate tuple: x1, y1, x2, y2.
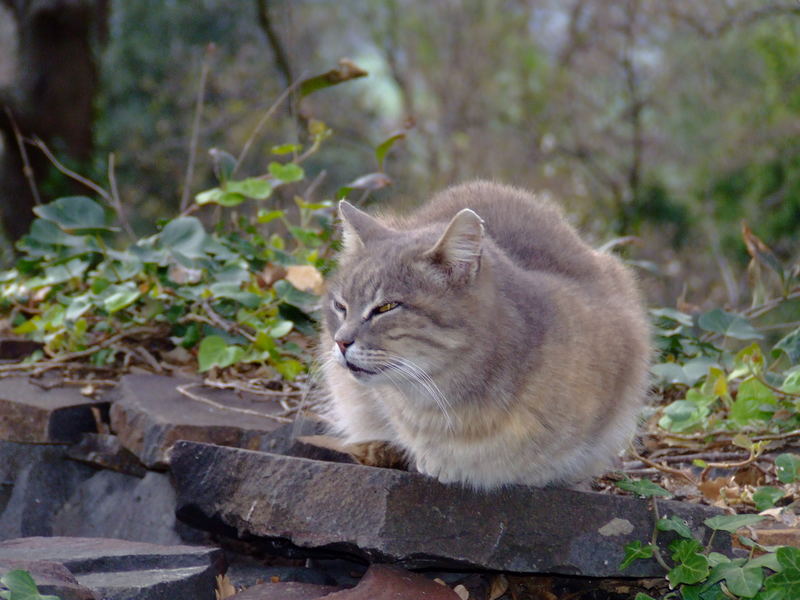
(338, 200, 387, 252)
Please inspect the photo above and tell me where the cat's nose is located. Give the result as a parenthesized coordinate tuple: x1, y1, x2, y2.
(336, 339, 353, 355)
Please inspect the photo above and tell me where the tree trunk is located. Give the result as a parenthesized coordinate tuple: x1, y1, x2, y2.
(0, 0, 107, 242)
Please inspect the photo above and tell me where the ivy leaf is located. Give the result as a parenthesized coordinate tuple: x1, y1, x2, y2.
(753, 486, 786, 511)
(705, 561, 764, 598)
(225, 178, 273, 200)
(0, 569, 61, 600)
(775, 453, 800, 484)
(197, 335, 245, 371)
(698, 308, 763, 340)
(760, 547, 800, 599)
(159, 217, 209, 259)
(268, 162, 304, 183)
(657, 515, 695, 539)
(667, 538, 710, 586)
(195, 187, 246, 207)
(103, 286, 141, 313)
(729, 378, 777, 426)
(615, 478, 672, 498)
(773, 327, 800, 365)
(704, 514, 765, 532)
(658, 399, 710, 432)
(33, 196, 117, 235)
(269, 320, 294, 338)
(619, 540, 654, 571)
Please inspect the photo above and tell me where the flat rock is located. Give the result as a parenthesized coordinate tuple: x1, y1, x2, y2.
(0, 537, 226, 600)
(52, 470, 184, 545)
(172, 441, 730, 578)
(0, 377, 107, 443)
(67, 433, 147, 477)
(324, 565, 460, 599)
(0, 558, 97, 600)
(230, 582, 345, 600)
(0, 442, 95, 539)
(108, 374, 289, 469)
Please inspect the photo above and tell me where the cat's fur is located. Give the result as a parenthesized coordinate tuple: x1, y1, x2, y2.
(320, 181, 649, 489)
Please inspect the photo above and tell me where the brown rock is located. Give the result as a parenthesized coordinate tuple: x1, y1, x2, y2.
(324, 565, 460, 599)
(230, 581, 345, 599)
(754, 528, 800, 548)
(108, 374, 287, 469)
(0, 558, 97, 600)
(0, 377, 107, 443)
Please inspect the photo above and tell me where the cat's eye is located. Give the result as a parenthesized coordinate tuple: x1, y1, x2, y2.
(374, 301, 400, 315)
(332, 299, 346, 314)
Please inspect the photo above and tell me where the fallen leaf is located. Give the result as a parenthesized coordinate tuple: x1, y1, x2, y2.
(453, 584, 469, 600)
(285, 264, 324, 295)
(489, 574, 509, 600)
(260, 264, 287, 288)
(215, 574, 236, 600)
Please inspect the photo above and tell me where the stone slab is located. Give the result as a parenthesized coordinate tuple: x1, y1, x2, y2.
(172, 441, 731, 578)
(108, 374, 287, 469)
(0, 559, 97, 600)
(0, 442, 95, 539)
(67, 433, 147, 477)
(52, 470, 184, 545)
(0, 377, 107, 443)
(0, 537, 226, 600)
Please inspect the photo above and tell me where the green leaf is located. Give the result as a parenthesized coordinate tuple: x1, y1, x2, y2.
(33, 196, 115, 235)
(271, 143, 302, 155)
(257, 209, 285, 224)
(729, 378, 777, 426)
(773, 327, 800, 365)
(753, 486, 786, 511)
(747, 552, 782, 572)
(775, 453, 800, 483)
(782, 368, 800, 394)
(698, 308, 763, 340)
(274, 357, 305, 380)
(225, 178, 273, 200)
(704, 514, 765, 532)
(731, 343, 766, 379)
(658, 399, 710, 432)
(0, 569, 61, 600)
(103, 286, 141, 313)
(760, 548, 800, 599)
(209, 148, 237, 184)
(375, 131, 406, 171)
(650, 307, 694, 327)
(197, 335, 245, 371)
(297, 60, 367, 98)
(668, 538, 709, 586)
(195, 187, 246, 207)
(619, 540, 654, 571)
(706, 561, 764, 598)
(633, 594, 656, 600)
(268, 162, 304, 183)
(614, 477, 672, 498)
(159, 217, 209, 259)
(273, 279, 318, 312)
(657, 515, 695, 539)
(776, 547, 800, 571)
(208, 283, 262, 310)
(269, 320, 294, 338)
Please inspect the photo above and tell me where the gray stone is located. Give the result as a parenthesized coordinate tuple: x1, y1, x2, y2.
(257, 418, 329, 455)
(172, 441, 731, 578)
(0, 377, 107, 443)
(0, 442, 95, 539)
(0, 558, 97, 600)
(52, 470, 183, 545)
(0, 537, 226, 600)
(108, 374, 287, 469)
(67, 433, 147, 477)
(229, 581, 345, 600)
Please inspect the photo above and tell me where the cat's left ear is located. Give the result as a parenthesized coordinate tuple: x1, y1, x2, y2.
(424, 209, 484, 283)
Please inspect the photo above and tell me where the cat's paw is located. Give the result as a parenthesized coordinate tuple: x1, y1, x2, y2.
(415, 455, 461, 484)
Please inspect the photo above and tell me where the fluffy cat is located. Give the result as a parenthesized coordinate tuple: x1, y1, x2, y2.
(320, 181, 649, 489)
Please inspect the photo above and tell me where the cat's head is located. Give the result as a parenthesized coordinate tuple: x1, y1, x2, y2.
(324, 200, 486, 388)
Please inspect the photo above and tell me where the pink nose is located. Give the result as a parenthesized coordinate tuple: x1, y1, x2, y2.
(336, 340, 353, 355)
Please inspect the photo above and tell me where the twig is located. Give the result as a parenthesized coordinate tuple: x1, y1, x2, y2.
(202, 378, 303, 397)
(177, 382, 292, 422)
(3, 107, 41, 205)
(629, 444, 697, 485)
(108, 153, 135, 239)
(232, 79, 302, 177)
(28, 137, 112, 203)
(200, 300, 257, 342)
(650, 499, 671, 572)
(754, 372, 800, 398)
(180, 44, 214, 212)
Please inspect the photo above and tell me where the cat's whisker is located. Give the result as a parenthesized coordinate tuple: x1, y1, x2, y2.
(381, 355, 456, 431)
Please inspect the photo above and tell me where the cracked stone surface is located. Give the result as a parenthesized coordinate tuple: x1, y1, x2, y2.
(108, 374, 288, 469)
(0, 537, 226, 600)
(172, 441, 731, 577)
(0, 377, 107, 443)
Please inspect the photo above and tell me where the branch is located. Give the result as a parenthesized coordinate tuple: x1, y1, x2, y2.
(3, 106, 41, 206)
(180, 44, 213, 212)
(667, 4, 800, 38)
(256, 0, 293, 87)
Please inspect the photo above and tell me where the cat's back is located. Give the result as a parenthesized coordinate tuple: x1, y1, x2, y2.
(396, 181, 596, 278)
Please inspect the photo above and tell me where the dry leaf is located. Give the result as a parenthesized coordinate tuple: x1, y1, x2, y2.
(215, 574, 236, 600)
(453, 584, 469, 600)
(489, 574, 509, 600)
(80, 384, 95, 397)
(698, 476, 729, 503)
(260, 264, 287, 288)
(285, 265, 324, 295)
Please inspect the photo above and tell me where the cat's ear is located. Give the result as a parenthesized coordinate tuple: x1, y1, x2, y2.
(424, 208, 484, 282)
(338, 200, 388, 251)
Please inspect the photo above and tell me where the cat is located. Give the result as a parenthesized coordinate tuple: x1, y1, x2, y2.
(319, 181, 650, 489)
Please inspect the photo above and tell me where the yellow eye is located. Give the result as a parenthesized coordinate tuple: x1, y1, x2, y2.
(376, 302, 399, 314)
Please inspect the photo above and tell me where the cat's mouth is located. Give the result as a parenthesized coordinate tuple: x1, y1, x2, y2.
(346, 361, 381, 376)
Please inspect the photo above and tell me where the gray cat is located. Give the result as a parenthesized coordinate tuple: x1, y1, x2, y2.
(320, 181, 650, 489)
